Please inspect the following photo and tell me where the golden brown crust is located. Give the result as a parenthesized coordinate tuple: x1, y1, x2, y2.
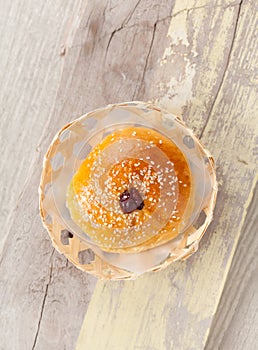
(67, 127, 192, 253)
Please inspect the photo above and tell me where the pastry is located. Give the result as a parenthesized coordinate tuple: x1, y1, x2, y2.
(39, 102, 217, 279)
(66, 127, 192, 253)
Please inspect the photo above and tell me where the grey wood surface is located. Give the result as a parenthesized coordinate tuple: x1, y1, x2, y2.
(0, 0, 77, 251)
(0, 1, 97, 349)
(0, 0, 257, 349)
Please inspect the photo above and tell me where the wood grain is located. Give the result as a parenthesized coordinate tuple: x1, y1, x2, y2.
(76, 0, 258, 349)
(0, 1, 99, 349)
(0, 0, 85, 251)
(0, 0, 257, 349)
(0, 0, 174, 349)
(206, 178, 258, 350)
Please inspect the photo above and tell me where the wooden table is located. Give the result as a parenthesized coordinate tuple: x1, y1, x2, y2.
(0, 1, 257, 349)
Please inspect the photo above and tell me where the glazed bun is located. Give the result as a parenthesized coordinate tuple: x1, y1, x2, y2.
(66, 127, 191, 253)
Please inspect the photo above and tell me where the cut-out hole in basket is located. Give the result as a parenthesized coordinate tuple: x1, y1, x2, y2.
(141, 108, 150, 114)
(78, 249, 95, 265)
(123, 102, 137, 106)
(51, 152, 64, 171)
(193, 210, 207, 229)
(183, 135, 195, 149)
(60, 229, 73, 245)
(81, 117, 98, 130)
(204, 155, 215, 168)
(102, 130, 113, 138)
(162, 114, 175, 128)
(73, 142, 92, 160)
(59, 129, 71, 142)
(45, 214, 52, 225)
(204, 156, 210, 164)
(108, 108, 133, 123)
(44, 182, 52, 197)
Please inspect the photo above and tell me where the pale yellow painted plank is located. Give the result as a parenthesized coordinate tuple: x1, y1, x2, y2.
(76, 1, 258, 349)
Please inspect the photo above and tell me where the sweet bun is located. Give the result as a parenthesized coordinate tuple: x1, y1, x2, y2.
(66, 126, 191, 253)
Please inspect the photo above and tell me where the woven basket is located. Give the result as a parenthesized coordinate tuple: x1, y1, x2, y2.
(39, 101, 217, 280)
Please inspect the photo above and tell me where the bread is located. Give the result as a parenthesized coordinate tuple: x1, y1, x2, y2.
(66, 126, 192, 253)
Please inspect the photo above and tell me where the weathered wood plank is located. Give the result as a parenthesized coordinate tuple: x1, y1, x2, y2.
(0, 1, 175, 349)
(76, 0, 258, 349)
(0, 1, 99, 349)
(0, 0, 86, 251)
(1, 0, 257, 349)
(206, 178, 258, 350)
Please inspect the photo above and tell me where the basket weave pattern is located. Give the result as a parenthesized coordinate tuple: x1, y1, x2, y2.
(39, 102, 217, 280)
